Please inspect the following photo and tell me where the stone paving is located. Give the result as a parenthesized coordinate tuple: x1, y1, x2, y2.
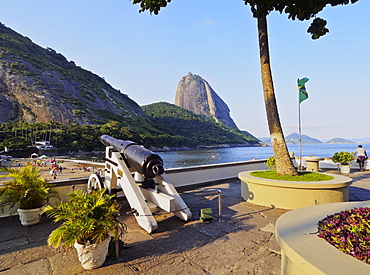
(1, 170, 370, 275)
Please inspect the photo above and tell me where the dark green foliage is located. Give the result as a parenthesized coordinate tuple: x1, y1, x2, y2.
(0, 103, 260, 152)
(244, 0, 358, 39)
(44, 189, 124, 248)
(0, 23, 143, 125)
(0, 165, 59, 210)
(130, 0, 358, 40)
(130, 0, 172, 15)
(142, 102, 260, 148)
(307, 18, 329, 39)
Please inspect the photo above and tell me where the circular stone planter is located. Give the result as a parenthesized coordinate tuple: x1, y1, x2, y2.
(17, 207, 43, 226)
(275, 201, 370, 274)
(238, 171, 352, 209)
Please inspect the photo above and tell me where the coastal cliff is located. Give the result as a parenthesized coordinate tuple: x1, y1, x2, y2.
(175, 73, 238, 129)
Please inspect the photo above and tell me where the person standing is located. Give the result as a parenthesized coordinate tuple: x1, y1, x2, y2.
(354, 145, 367, 172)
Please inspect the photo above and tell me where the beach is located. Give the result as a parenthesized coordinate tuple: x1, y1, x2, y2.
(0, 158, 104, 182)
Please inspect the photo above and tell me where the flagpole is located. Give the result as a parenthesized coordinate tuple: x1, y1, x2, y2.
(298, 96, 303, 170)
(297, 77, 309, 170)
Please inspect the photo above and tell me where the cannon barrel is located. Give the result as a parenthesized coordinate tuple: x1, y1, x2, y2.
(100, 135, 164, 178)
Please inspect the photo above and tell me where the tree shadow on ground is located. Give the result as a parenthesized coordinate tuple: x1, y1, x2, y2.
(104, 180, 275, 270)
(349, 186, 370, 201)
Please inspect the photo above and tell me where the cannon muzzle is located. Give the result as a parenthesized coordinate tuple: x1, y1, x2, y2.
(100, 135, 164, 178)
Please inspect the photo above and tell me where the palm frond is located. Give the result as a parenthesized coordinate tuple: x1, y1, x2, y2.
(46, 188, 124, 248)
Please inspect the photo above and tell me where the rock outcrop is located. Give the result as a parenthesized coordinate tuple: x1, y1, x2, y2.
(174, 73, 238, 129)
(0, 22, 144, 125)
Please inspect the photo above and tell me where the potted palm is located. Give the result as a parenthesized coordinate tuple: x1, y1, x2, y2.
(0, 165, 59, 226)
(44, 188, 125, 270)
(331, 151, 354, 174)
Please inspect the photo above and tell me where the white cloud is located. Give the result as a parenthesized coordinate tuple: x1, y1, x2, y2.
(203, 18, 214, 25)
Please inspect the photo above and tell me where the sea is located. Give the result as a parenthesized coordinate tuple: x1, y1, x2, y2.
(159, 144, 364, 169)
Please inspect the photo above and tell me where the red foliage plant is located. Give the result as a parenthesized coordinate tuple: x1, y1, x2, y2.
(317, 207, 370, 264)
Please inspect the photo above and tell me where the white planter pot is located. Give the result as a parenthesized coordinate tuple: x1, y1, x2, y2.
(17, 207, 43, 226)
(74, 237, 110, 270)
(340, 164, 351, 174)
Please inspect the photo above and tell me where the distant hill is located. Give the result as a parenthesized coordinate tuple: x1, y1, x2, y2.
(259, 133, 322, 145)
(285, 133, 322, 144)
(325, 138, 355, 144)
(261, 133, 369, 145)
(142, 102, 261, 149)
(349, 138, 370, 144)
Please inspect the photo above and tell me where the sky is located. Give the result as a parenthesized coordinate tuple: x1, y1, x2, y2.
(0, 0, 369, 141)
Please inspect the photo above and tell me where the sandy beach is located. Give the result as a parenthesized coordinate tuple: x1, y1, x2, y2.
(0, 158, 105, 182)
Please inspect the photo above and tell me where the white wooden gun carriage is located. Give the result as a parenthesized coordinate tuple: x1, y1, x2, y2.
(87, 135, 192, 233)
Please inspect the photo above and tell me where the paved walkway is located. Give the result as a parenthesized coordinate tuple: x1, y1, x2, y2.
(1, 170, 370, 275)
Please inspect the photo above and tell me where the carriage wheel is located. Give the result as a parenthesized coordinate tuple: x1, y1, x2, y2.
(87, 173, 104, 193)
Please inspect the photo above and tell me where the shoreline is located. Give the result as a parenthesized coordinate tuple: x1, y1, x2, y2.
(0, 158, 104, 182)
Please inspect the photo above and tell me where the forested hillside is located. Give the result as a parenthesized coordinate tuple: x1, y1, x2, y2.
(0, 22, 143, 125)
(142, 102, 260, 148)
(0, 23, 261, 154)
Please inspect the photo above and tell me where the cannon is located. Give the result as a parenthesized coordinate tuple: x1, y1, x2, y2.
(100, 135, 164, 179)
(87, 135, 192, 233)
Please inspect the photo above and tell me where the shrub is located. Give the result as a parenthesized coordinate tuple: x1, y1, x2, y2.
(265, 156, 276, 170)
(44, 188, 124, 248)
(0, 165, 59, 210)
(332, 151, 354, 165)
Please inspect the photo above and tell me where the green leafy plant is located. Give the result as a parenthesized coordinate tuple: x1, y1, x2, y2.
(265, 156, 276, 170)
(250, 170, 333, 181)
(318, 207, 370, 264)
(44, 188, 125, 248)
(0, 165, 59, 210)
(332, 151, 354, 165)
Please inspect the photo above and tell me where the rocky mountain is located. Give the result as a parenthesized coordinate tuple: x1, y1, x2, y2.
(0, 22, 144, 125)
(0, 23, 261, 150)
(174, 73, 238, 129)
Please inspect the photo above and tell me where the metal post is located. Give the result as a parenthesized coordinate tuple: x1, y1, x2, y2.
(218, 190, 222, 221)
(298, 99, 303, 171)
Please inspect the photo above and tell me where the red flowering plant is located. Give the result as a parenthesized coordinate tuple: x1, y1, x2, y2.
(317, 207, 370, 264)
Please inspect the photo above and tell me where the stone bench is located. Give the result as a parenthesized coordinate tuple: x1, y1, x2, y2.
(303, 157, 325, 172)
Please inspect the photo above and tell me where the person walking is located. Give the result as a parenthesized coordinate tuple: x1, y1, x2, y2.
(354, 145, 367, 172)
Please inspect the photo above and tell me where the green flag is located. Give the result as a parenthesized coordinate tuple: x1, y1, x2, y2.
(298, 77, 309, 103)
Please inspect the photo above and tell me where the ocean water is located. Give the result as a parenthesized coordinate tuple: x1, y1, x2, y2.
(159, 144, 364, 169)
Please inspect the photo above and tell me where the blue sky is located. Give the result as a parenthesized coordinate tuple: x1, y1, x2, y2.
(0, 0, 369, 141)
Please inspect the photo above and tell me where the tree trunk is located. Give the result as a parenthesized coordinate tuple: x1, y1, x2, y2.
(257, 16, 297, 176)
